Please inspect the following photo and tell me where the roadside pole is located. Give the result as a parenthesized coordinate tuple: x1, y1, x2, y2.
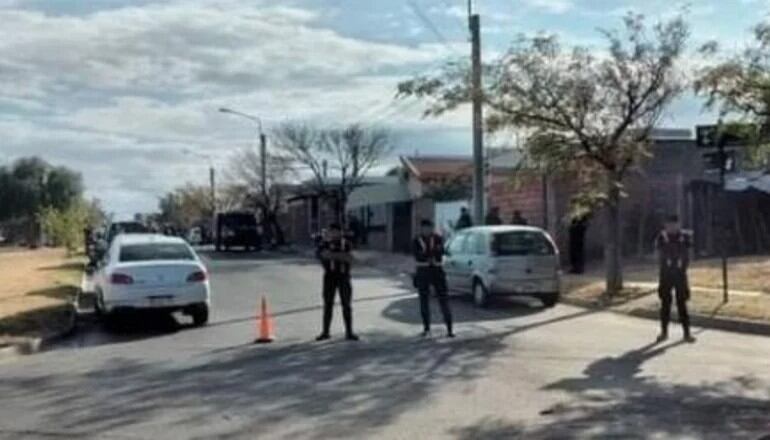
(469, 3, 485, 224)
(716, 119, 729, 303)
(260, 132, 267, 198)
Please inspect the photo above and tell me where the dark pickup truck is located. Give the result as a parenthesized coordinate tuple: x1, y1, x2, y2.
(215, 212, 261, 252)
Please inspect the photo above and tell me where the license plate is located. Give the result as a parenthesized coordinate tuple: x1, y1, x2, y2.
(148, 297, 173, 306)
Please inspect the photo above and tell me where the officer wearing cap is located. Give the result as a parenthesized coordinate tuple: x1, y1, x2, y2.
(655, 214, 695, 343)
(316, 223, 359, 341)
(413, 219, 454, 338)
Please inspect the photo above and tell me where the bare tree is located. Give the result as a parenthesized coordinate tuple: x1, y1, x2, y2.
(227, 145, 296, 246)
(272, 122, 392, 224)
(398, 13, 690, 296)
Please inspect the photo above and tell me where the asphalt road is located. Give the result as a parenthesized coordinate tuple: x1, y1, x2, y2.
(0, 251, 768, 440)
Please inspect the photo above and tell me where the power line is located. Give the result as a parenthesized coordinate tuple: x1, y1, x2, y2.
(407, 0, 461, 56)
(437, 0, 468, 35)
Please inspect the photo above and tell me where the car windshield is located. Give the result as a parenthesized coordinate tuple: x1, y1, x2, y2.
(493, 231, 555, 256)
(119, 243, 194, 262)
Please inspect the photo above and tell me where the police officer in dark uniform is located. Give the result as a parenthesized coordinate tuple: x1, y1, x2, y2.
(413, 219, 454, 338)
(316, 223, 359, 341)
(655, 215, 695, 343)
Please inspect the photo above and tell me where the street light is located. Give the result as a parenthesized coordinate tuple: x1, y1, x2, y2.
(219, 107, 267, 197)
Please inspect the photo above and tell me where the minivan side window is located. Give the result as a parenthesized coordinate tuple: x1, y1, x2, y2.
(468, 233, 487, 255)
(447, 233, 467, 256)
(493, 231, 555, 256)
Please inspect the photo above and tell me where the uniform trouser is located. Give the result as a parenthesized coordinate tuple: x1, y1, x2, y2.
(321, 273, 353, 335)
(415, 266, 453, 333)
(659, 270, 691, 336)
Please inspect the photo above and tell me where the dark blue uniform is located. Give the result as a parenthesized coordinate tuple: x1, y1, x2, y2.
(656, 230, 692, 338)
(413, 233, 453, 335)
(317, 238, 354, 337)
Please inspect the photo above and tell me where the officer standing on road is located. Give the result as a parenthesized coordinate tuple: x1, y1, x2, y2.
(413, 219, 454, 338)
(655, 214, 695, 343)
(316, 223, 359, 341)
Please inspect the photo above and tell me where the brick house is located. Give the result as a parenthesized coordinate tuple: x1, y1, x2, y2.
(486, 129, 702, 260)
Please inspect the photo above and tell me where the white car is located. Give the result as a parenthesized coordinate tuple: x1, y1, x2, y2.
(94, 233, 210, 325)
(443, 225, 561, 308)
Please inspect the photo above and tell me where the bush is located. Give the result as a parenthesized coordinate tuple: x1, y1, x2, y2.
(40, 202, 89, 255)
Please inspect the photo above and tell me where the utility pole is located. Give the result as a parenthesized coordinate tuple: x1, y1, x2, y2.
(716, 119, 729, 303)
(469, 1, 485, 223)
(209, 166, 216, 212)
(260, 132, 267, 198)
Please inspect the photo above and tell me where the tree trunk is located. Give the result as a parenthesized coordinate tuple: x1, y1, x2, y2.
(605, 172, 623, 297)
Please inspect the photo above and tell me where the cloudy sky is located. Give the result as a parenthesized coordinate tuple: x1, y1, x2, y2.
(1, 0, 765, 217)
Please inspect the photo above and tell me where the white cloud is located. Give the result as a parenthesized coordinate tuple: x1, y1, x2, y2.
(522, 0, 574, 14)
(0, 1, 461, 215)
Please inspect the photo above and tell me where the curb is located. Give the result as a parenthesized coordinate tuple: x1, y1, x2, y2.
(561, 297, 770, 337)
(0, 274, 83, 360)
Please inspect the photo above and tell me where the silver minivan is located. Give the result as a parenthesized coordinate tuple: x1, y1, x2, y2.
(443, 225, 561, 307)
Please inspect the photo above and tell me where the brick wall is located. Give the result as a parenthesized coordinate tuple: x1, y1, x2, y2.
(488, 171, 546, 228)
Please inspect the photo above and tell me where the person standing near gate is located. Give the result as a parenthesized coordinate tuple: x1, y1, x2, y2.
(413, 219, 454, 338)
(316, 223, 359, 341)
(655, 215, 695, 343)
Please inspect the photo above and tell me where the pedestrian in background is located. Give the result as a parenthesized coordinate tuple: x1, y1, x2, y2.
(316, 223, 359, 341)
(655, 214, 695, 343)
(485, 206, 503, 225)
(569, 214, 589, 274)
(511, 210, 528, 225)
(455, 207, 473, 230)
(413, 219, 454, 338)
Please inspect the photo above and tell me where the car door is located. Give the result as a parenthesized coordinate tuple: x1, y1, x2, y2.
(443, 232, 467, 293)
(457, 232, 486, 292)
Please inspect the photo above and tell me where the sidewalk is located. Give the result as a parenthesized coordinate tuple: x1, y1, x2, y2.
(349, 248, 770, 336)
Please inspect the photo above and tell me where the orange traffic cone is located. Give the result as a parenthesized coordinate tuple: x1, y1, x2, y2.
(255, 295, 274, 344)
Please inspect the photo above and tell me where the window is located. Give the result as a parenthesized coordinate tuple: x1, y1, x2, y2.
(447, 233, 467, 255)
(492, 231, 555, 256)
(119, 243, 194, 262)
(468, 233, 487, 255)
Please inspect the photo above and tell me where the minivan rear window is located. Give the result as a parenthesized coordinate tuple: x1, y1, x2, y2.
(119, 243, 194, 262)
(493, 231, 555, 256)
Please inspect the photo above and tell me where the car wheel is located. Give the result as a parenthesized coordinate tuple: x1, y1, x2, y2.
(541, 294, 559, 308)
(473, 280, 489, 308)
(191, 304, 209, 327)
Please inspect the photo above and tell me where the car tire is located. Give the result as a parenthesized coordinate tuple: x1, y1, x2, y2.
(472, 280, 489, 308)
(191, 304, 209, 327)
(541, 294, 559, 308)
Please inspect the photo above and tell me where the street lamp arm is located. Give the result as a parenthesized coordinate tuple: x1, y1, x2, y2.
(219, 107, 263, 133)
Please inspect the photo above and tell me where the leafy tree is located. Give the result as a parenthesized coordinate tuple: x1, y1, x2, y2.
(398, 13, 690, 296)
(40, 199, 93, 255)
(696, 23, 770, 168)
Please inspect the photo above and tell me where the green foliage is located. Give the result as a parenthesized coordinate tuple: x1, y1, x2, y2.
(40, 201, 91, 255)
(696, 23, 770, 169)
(0, 157, 83, 222)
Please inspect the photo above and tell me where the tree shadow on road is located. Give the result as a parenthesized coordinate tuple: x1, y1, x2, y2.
(0, 331, 511, 439)
(449, 336, 770, 439)
(382, 295, 544, 325)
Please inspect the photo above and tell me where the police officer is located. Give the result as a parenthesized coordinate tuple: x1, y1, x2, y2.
(655, 215, 695, 343)
(413, 219, 454, 338)
(316, 223, 359, 341)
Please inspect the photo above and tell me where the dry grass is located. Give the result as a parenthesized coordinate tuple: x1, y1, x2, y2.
(562, 255, 770, 324)
(0, 248, 83, 339)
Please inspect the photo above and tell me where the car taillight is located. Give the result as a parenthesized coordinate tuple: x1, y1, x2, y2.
(110, 273, 134, 285)
(187, 270, 207, 283)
